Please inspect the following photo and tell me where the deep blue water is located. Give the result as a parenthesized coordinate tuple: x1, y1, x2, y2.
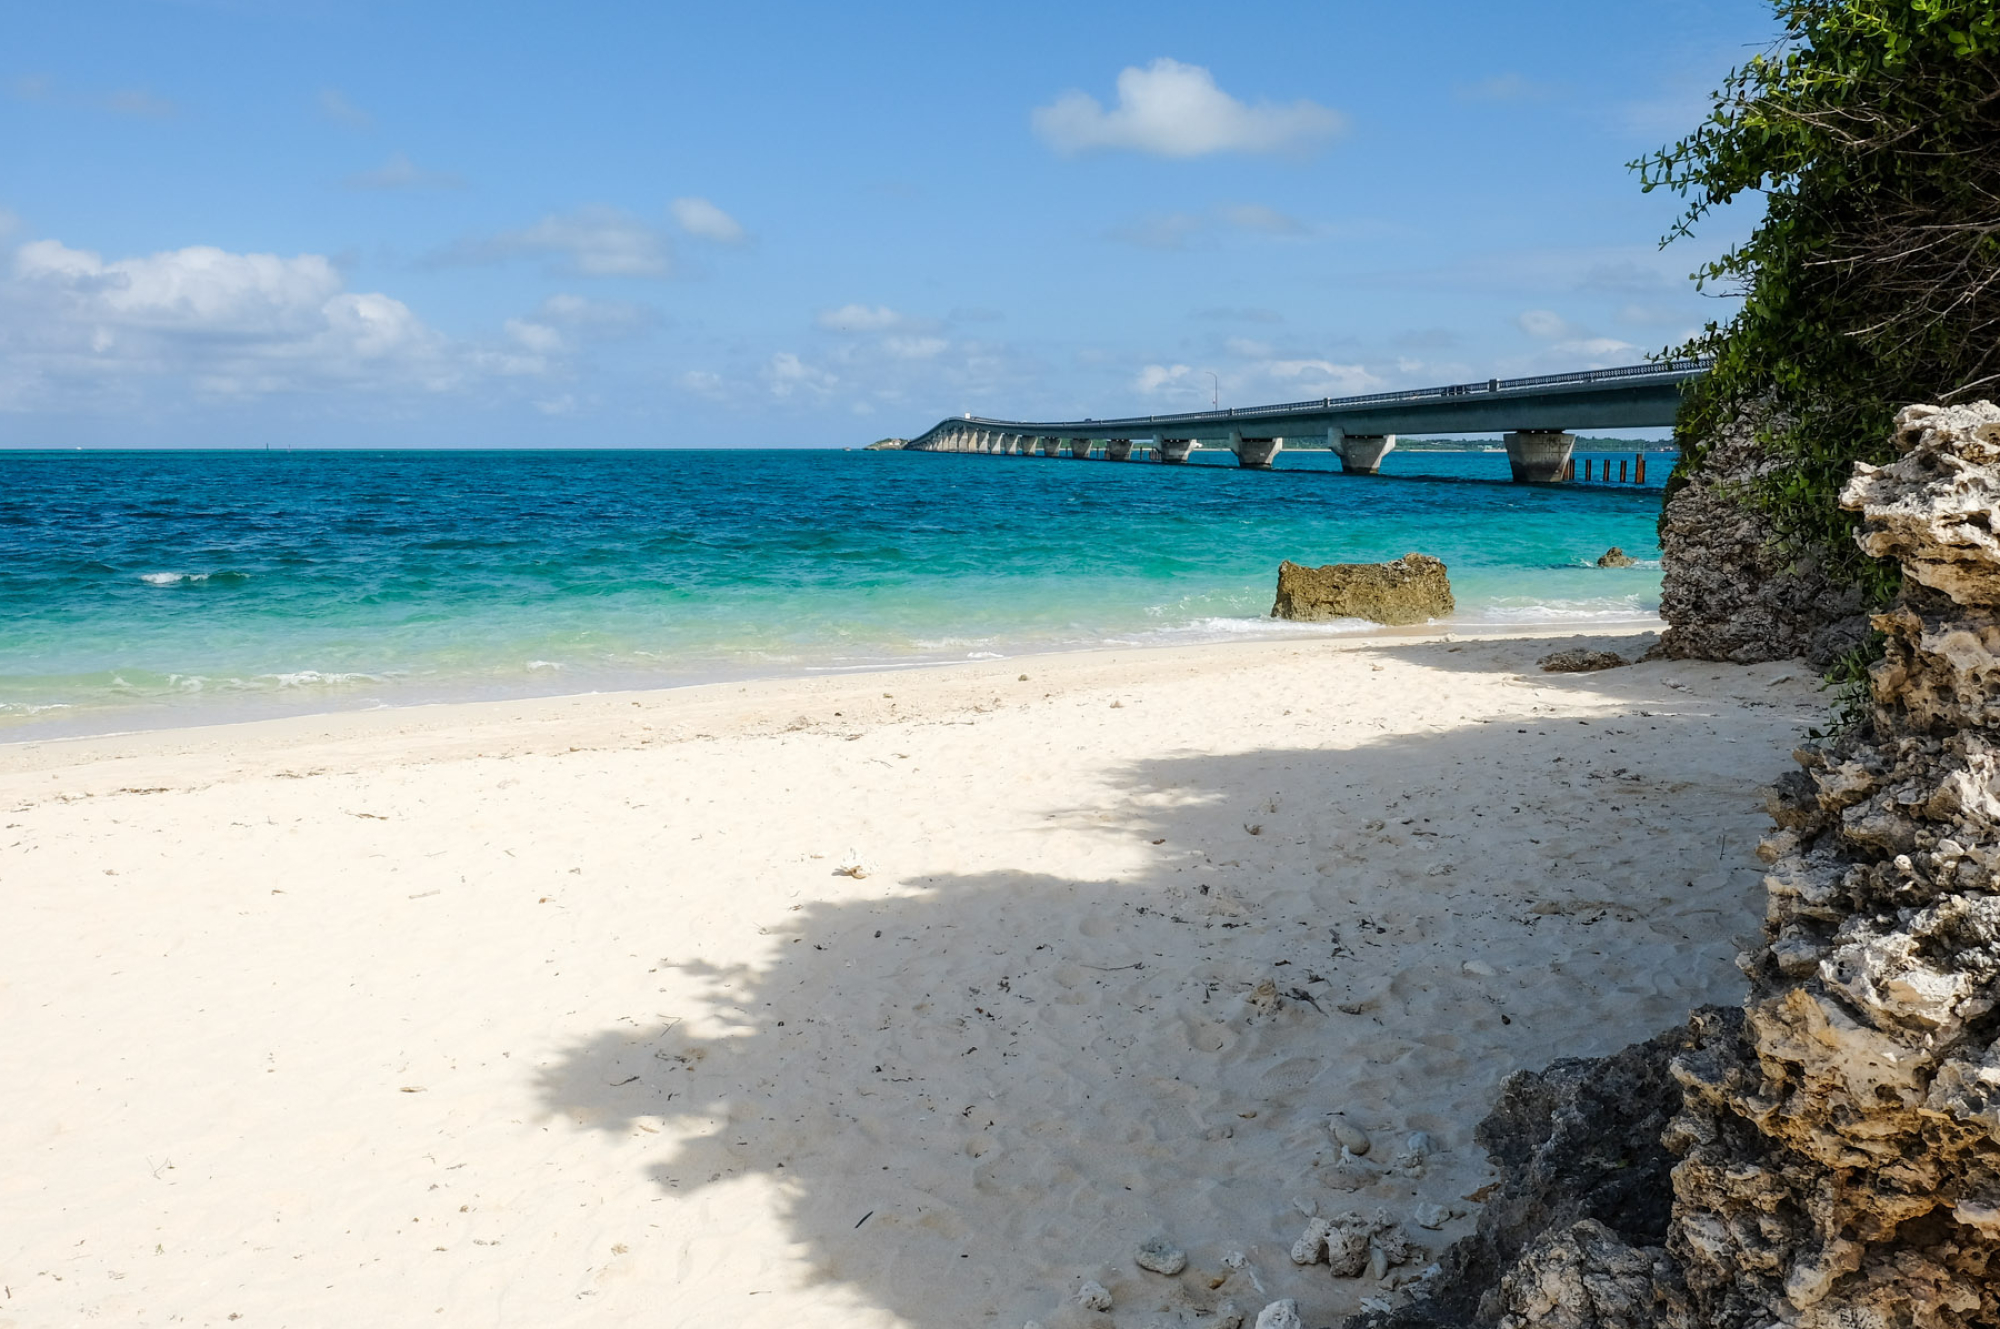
(0, 446, 1673, 736)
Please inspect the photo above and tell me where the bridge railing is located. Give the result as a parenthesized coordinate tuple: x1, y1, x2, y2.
(908, 358, 1710, 445)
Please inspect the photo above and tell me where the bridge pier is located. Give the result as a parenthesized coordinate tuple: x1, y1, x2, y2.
(1233, 431, 1283, 469)
(1331, 428, 1395, 475)
(1105, 439, 1133, 462)
(1036, 437, 1058, 457)
(1070, 439, 1092, 459)
(1503, 430, 1575, 484)
(1157, 438, 1197, 465)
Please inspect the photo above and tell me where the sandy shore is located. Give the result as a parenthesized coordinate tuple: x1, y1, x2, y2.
(1, 630, 1820, 1328)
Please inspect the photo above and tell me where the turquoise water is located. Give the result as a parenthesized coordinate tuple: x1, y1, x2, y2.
(0, 447, 1672, 737)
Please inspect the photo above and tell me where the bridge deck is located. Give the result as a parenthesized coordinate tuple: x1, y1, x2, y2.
(906, 360, 1706, 449)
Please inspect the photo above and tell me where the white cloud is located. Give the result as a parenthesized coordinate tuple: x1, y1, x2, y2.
(671, 197, 747, 244)
(436, 206, 672, 278)
(1552, 336, 1640, 362)
(1, 238, 469, 406)
(763, 351, 837, 398)
(504, 318, 565, 354)
(529, 293, 658, 340)
(1261, 358, 1379, 396)
(816, 303, 910, 332)
(1033, 58, 1343, 158)
(1513, 308, 1639, 366)
(1517, 308, 1580, 339)
(345, 153, 466, 192)
(680, 369, 725, 397)
(319, 88, 373, 129)
(1134, 363, 1193, 393)
(883, 335, 946, 360)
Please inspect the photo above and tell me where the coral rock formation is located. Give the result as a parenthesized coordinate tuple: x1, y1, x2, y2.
(1657, 413, 1869, 666)
(1271, 554, 1454, 626)
(1661, 401, 2000, 1329)
(1349, 403, 2000, 1329)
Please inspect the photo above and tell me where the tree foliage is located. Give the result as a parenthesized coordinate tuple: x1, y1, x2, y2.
(1639, 0, 2000, 605)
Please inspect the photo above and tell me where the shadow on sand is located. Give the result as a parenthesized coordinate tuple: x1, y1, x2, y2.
(536, 653, 1794, 1327)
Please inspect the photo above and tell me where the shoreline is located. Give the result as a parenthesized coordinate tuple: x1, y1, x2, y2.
(0, 615, 1669, 749)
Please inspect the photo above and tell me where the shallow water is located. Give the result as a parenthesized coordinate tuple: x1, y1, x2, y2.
(0, 446, 1673, 736)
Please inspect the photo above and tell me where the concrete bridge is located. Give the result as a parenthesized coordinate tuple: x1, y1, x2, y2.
(902, 359, 1706, 482)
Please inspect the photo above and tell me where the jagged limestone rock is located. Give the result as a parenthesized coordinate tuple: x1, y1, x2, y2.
(1597, 547, 1638, 568)
(1843, 402, 2000, 607)
(1345, 402, 2000, 1329)
(1657, 411, 1869, 666)
(1271, 554, 1454, 626)
(1493, 1221, 1685, 1329)
(1657, 400, 2000, 1329)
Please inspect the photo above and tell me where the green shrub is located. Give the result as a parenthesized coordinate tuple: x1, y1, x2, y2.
(1639, 0, 2000, 613)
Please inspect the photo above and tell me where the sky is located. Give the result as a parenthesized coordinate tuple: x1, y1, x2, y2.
(0, 0, 1779, 448)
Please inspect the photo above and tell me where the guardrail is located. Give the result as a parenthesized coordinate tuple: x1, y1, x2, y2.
(908, 358, 1710, 446)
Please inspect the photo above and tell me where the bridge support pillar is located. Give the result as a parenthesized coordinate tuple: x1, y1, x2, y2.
(1233, 431, 1282, 469)
(1070, 439, 1093, 459)
(1503, 430, 1575, 484)
(1157, 438, 1197, 465)
(1332, 429, 1395, 475)
(1105, 439, 1133, 462)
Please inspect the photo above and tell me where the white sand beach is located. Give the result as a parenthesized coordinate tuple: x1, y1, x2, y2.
(1, 630, 1819, 1328)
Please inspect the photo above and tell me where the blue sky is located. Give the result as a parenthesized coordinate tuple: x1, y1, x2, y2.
(0, 0, 1775, 447)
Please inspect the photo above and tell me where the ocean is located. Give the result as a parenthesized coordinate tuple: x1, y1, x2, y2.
(0, 446, 1673, 738)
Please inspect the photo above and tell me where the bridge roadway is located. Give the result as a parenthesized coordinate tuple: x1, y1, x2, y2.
(902, 359, 1707, 481)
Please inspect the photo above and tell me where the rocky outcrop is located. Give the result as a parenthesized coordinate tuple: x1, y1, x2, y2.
(1272, 554, 1454, 626)
(1597, 547, 1637, 568)
(1656, 412, 1870, 666)
(1348, 402, 2000, 1329)
(1657, 400, 2000, 1329)
(1344, 1015, 1733, 1329)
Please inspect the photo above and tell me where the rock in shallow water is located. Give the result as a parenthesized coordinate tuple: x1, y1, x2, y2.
(1271, 554, 1454, 626)
(1597, 546, 1638, 568)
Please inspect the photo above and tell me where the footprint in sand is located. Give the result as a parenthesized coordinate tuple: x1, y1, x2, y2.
(1181, 1016, 1235, 1054)
(1256, 1056, 1326, 1092)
